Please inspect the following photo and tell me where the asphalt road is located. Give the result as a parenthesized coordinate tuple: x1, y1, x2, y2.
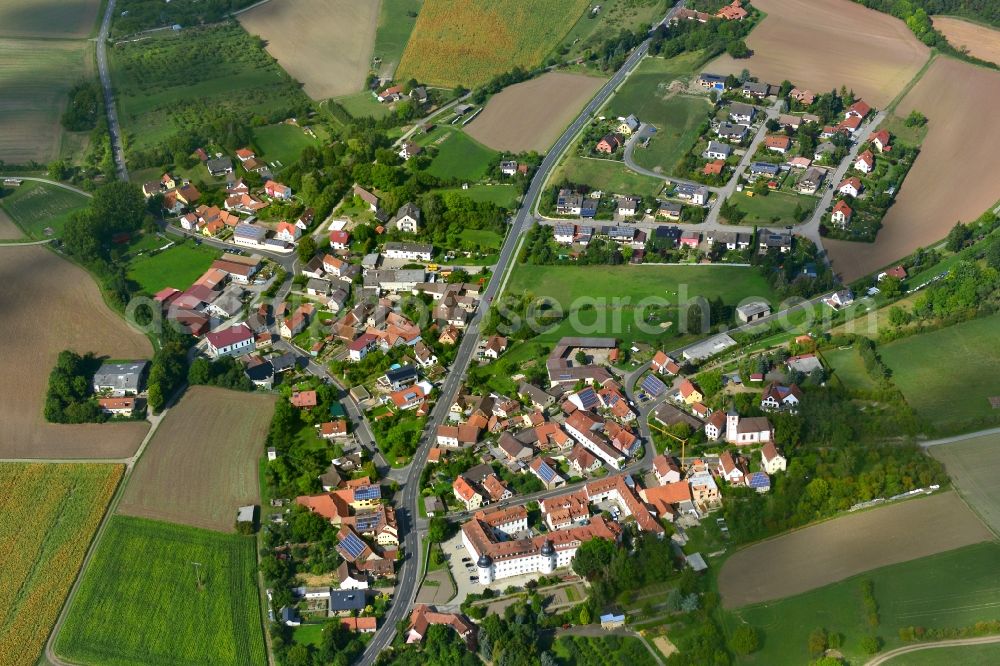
(96, 0, 128, 182)
(354, 8, 682, 663)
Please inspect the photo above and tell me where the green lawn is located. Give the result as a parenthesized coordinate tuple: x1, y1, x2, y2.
(879, 314, 1000, 431)
(252, 123, 322, 169)
(57, 516, 266, 666)
(880, 113, 928, 148)
(425, 129, 498, 182)
(0, 180, 90, 239)
(292, 623, 326, 648)
(605, 51, 707, 122)
(505, 264, 779, 344)
(459, 228, 503, 250)
(929, 432, 1000, 535)
(334, 91, 392, 120)
(883, 643, 1000, 664)
(725, 543, 1000, 666)
(554, 155, 663, 200)
(111, 24, 310, 152)
(436, 183, 520, 208)
(629, 95, 713, 175)
(557, 0, 670, 62)
(823, 346, 879, 392)
(729, 190, 815, 225)
(127, 239, 220, 294)
(373, 0, 422, 77)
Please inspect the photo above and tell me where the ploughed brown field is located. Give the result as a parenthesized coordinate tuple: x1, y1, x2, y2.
(827, 57, 1000, 281)
(117, 386, 276, 532)
(718, 491, 992, 609)
(0, 207, 21, 239)
(0, 246, 151, 458)
(466, 72, 606, 152)
(709, 0, 928, 107)
(933, 16, 1000, 66)
(238, 0, 378, 99)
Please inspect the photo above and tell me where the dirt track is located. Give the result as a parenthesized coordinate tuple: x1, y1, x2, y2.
(117, 386, 276, 532)
(934, 17, 1000, 66)
(238, 0, 378, 99)
(0, 246, 151, 459)
(466, 72, 606, 153)
(708, 0, 928, 107)
(718, 491, 992, 609)
(826, 57, 1000, 281)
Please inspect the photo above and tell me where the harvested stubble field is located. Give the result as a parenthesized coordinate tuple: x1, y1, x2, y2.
(118, 386, 276, 532)
(930, 433, 1000, 535)
(466, 72, 606, 152)
(238, 0, 378, 99)
(0, 207, 21, 240)
(718, 491, 992, 609)
(57, 516, 266, 666)
(826, 57, 1000, 282)
(0, 463, 122, 666)
(0, 0, 99, 39)
(0, 247, 151, 458)
(396, 0, 591, 87)
(0, 38, 91, 164)
(933, 16, 1000, 66)
(709, 0, 928, 107)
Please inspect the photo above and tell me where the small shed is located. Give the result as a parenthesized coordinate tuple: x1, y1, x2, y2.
(685, 552, 708, 572)
(600, 613, 626, 629)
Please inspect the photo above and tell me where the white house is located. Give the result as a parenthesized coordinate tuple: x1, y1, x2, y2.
(394, 203, 421, 233)
(205, 323, 255, 358)
(838, 178, 862, 198)
(274, 221, 302, 243)
(704, 141, 732, 160)
(384, 242, 432, 261)
(761, 441, 787, 474)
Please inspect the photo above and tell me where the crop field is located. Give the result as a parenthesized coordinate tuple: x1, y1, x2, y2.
(111, 23, 310, 152)
(553, 155, 664, 201)
(0, 463, 122, 666)
(726, 542, 1000, 666)
(252, 123, 322, 169)
(127, 238, 220, 295)
(238, 0, 378, 99)
(396, 0, 591, 87)
(0, 207, 21, 240)
(718, 491, 991, 610)
(0, 246, 152, 459)
(878, 314, 1000, 431)
(57, 516, 266, 666)
(827, 58, 1000, 282)
(373, 0, 423, 80)
(506, 264, 779, 343)
(118, 387, 276, 531)
(0, 38, 91, 164)
(0, 0, 99, 39)
(424, 128, 498, 182)
(629, 95, 711, 175)
(931, 433, 1000, 535)
(0, 180, 90, 239)
(933, 16, 1000, 66)
(728, 190, 814, 225)
(435, 184, 520, 208)
(466, 72, 606, 152)
(708, 0, 928, 108)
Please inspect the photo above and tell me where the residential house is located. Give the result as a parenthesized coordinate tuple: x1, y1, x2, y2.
(764, 135, 791, 153)
(399, 141, 422, 160)
(831, 199, 853, 227)
(389, 384, 426, 411)
(616, 195, 639, 217)
(274, 221, 301, 242)
(675, 183, 708, 205)
(796, 167, 825, 194)
(92, 361, 148, 396)
(729, 102, 756, 123)
(353, 184, 381, 212)
(482, 335, 507, 360)
(651, 351, 680, 375)
(846, 100, 872, 119)
(679, 230, 701, 248)
(265, 181, 292, 200)
(777, 113, 801, 130)
(741, 81, 771, 98)
(814, 142, 837, 162)
(393, 203, 421, 233)
(453, 476, 483, 511)
(855, 149, 875, 174)
(717, 122, 748, 141)
(749, 161, 781, 179)
(703, 160, 725, 176)
(790, 88, 815, 105)
(529, 457, 566, 490)
(869, 129, 892, 153)
(617, 115, 640, 135)
(838, 177, 862, 198)
(595, 134, 621, 154)
(383, 241, 432, 261)
(761, 382, 802, 412)
(697, 73, 727, 90)
(290, 391, 318, 409)
(657, 201, 682, 220)
(761, 441, 787, 474)
(718, 451, 746, 485)
(704, 141, 732, 160)
(500, 160, 518, 176)
(205, 323, 255, 359)
(206, 157, 233, 177)
(652, 454, 682, 485)
(98, 397, 137, 417)
(758, 228, 793, 253)
(717, 0, 748, 20)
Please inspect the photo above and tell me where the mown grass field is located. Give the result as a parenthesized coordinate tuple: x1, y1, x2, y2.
(0, 180, 90, 239)
(0, 38, 91, 164)
(506, 264, 778, 343)
(554, 155, 663, 201)
(459, 228, 503, 250)
(252, 123, 322, 169)
(111, 23, 310, 152)
(436, 184, 520, 208)
(373, 0, 423, 79)
(879, 314, 1000, 431)
(729, 190, 814, 225)
(725, 542, 1000, 666)
(883, 642, 1000, 664)
(824, 346, 879, 391)
(424, 128, 498, 182)
(334, 90, 392, 120)
(396, 0, 591, 87)
(930, 432, 1000, 535)
(630, 95, 712, 175)
(57, 516, 266, 666)
(0, 463, 122, 666)
(605, 51, 707, 123)
(126, 238, 220, 295)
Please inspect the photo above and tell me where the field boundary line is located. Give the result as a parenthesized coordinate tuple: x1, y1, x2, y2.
(865, 635, 1000, 666)
(886, 51, 938, 114)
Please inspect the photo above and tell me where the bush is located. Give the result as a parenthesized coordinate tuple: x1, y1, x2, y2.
(729, 625, 760, 655)
(860, 635, 880, 655)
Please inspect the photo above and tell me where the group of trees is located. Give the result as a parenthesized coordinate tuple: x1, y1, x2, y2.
(854, 0, 1000, 56)
(111, 0, 260, 37)
(146, 326, 191, 413)
(44, 351, 104, 423)
(188, 356, 254, 391)
(61, 81, 102, 132)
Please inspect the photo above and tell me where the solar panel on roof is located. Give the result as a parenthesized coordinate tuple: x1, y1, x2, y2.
(537, 461, 555, 483)
(354, 514, 380, 530)
(340, 532, 367, 558)
(577, 388, 599, 409)
(748, 472, 770, 488)
(354, 485, 381, 501)
(641, 375, 667, 396)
